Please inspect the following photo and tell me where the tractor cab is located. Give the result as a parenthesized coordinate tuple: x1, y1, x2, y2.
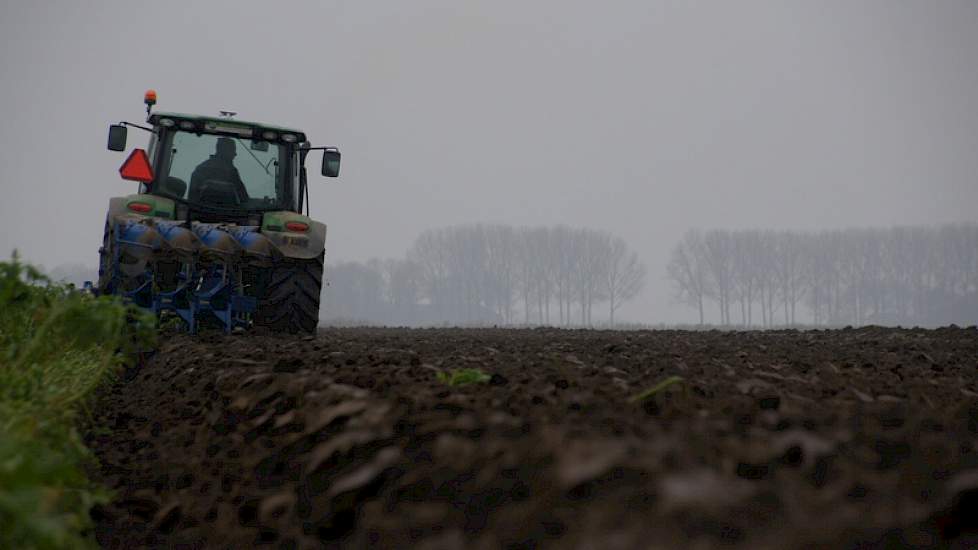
(108, 91, 340, 225)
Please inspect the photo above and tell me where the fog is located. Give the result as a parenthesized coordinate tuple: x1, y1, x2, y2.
(2, 1, 976, 324)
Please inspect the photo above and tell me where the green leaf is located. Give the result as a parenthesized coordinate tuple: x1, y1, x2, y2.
(437, 368, 492, 386)
(629, 375, 686, 403)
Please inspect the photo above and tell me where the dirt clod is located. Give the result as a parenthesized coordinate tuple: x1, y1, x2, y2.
(91, 327, 978, 548)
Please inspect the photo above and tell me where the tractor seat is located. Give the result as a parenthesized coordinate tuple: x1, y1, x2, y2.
(194, 179, 242, 206)
(159, 177, 187, 198)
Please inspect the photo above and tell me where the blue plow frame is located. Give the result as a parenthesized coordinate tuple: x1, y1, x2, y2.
(95, 220, 257, 334)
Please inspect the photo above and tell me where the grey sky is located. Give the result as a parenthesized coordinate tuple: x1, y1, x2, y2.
(2, 0, 976, 323)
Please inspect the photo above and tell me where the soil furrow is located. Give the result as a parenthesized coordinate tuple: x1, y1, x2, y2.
(89, 326, 978, 548)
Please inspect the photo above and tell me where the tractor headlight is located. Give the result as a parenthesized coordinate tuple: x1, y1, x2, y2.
(261, 130, 277, 141)
(281, 133, 297, 143)
(178, 120, 196, 130)
(159, 118, 176, 128)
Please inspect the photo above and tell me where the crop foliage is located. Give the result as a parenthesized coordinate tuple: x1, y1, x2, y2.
(437, 368, 492, 386)
(0, 254, 154, 549)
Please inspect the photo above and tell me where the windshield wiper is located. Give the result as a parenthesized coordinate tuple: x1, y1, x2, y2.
(235, 137, 271, 175)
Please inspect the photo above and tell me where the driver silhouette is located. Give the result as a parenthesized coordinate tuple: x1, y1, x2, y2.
(188, 137, 249, 204)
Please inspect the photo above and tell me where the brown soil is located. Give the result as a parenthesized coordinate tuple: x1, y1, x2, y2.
(89, 326, 978, 549)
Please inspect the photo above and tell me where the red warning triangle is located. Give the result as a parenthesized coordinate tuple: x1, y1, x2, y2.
(119, 148, 155, 183)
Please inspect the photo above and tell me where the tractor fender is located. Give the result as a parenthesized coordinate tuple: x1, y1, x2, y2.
(261, 211, 326, 260)
(107, 194, 176, 220)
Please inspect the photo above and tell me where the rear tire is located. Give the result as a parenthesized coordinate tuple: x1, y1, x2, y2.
(97, 217, 112, 293)
(253, 255, 323, 333)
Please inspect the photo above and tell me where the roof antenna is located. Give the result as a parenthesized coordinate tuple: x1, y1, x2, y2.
(219, 110, 237, 119)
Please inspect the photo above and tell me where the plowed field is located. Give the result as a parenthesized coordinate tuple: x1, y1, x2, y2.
(89, 327, 978, 549)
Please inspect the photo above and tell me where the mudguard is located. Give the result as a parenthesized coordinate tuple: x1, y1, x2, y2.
(261, 211, 327, 260)
(107, 193, 177, 221)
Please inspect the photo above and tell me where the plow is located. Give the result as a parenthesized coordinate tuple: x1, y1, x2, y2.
(92, 90, 340, 333)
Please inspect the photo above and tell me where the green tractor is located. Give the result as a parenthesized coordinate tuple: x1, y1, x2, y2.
(96, 90, 340, 333)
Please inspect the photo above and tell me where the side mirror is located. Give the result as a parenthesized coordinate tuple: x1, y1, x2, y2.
(322, 148, 341, 177)
(107, 125, 127, 151)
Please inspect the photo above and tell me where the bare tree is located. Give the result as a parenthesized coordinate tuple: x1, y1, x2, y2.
(730, 231, 758, 326)
(701, 229, 735, 325)
(386, 258, 422, 321)
(773, 231, 805, 325)
(604, 236, 646, 326)
(669, 224, 978, 328)
(667, 230, 711, 325)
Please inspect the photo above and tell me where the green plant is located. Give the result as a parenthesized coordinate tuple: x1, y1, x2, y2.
(158, 312, 186, 332)
(629, 375, 686, 403)
(436, 368, 492, 386)
(0, 253, 155, 549)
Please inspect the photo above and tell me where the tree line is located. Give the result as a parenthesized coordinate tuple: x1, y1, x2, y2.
(667, 225, 978, 327)
(323, 224, 646, 327)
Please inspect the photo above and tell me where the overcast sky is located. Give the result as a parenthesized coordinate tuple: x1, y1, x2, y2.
(1, 0, 976, 323)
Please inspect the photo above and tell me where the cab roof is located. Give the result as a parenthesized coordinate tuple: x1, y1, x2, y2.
(149, 111, 307, 142)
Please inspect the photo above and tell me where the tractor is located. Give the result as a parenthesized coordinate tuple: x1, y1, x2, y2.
(95, 90, 340, 333)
